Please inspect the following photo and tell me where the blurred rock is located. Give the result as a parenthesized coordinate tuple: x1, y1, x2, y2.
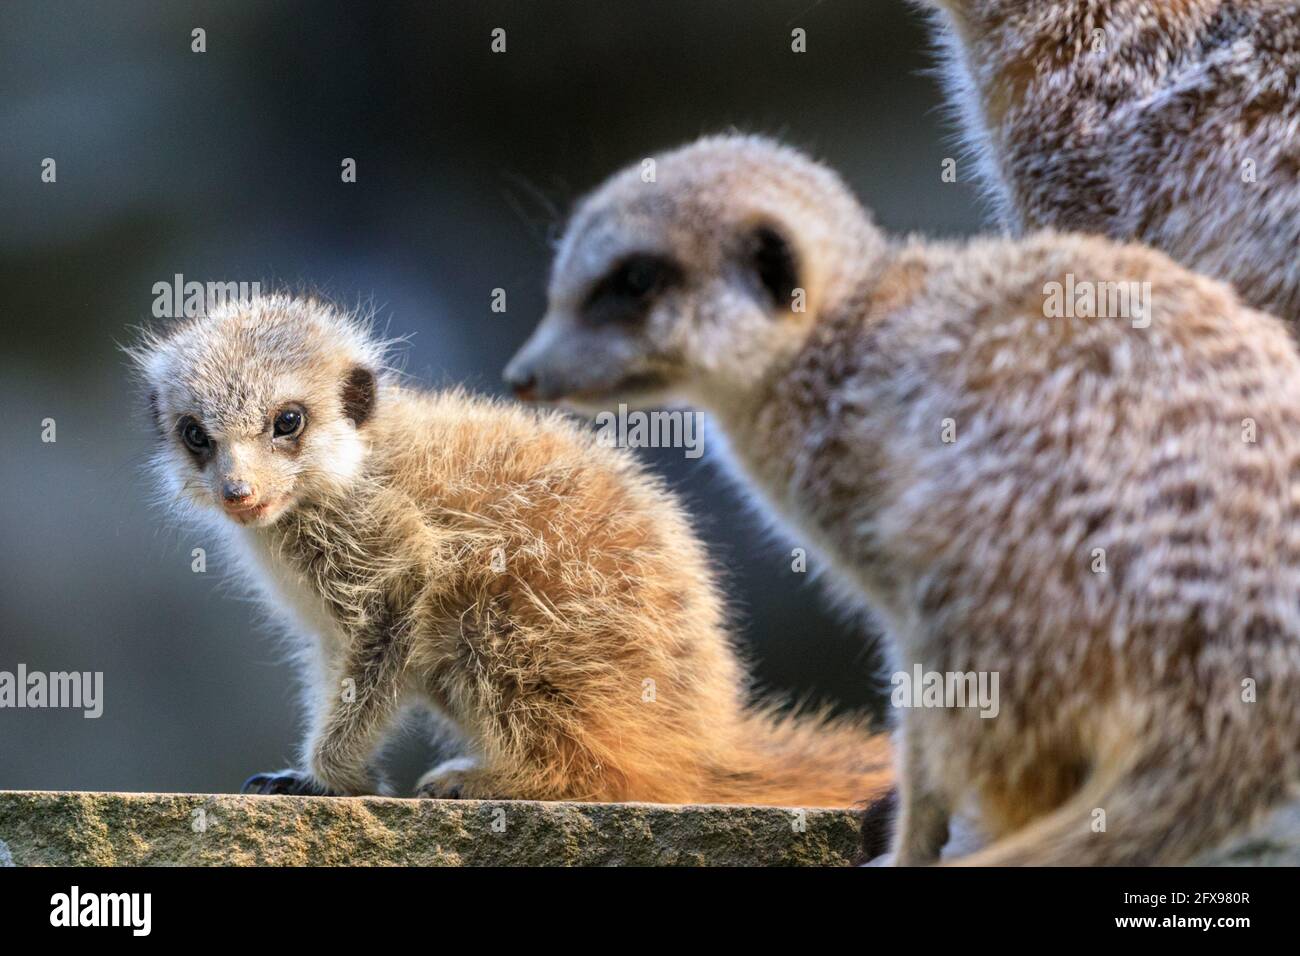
(0, 790, 862, 866)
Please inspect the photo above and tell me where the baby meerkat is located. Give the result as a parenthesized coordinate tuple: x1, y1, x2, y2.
(924, 0, 1300, 323)
(129, 294, 891, 807)
(506, 135, 1300, 864)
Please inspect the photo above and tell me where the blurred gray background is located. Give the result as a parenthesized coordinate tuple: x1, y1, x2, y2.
(0, 0, 982, 793)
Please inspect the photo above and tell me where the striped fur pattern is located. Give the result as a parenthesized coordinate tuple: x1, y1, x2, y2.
(924, 0, 1300, 324)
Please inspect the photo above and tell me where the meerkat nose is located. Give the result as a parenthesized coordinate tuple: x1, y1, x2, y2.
(503, 364, 538, 401)
(222, 479, 254, 504)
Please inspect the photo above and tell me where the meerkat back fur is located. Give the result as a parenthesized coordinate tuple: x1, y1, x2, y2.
(507, 135, 1300, 864)
(923, 0, 1300, 324)
(130, 293, 892, 806)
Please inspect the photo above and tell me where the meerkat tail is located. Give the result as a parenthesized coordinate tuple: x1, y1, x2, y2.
(701, 705, 893, 809)
(947, 723, 1292, 867)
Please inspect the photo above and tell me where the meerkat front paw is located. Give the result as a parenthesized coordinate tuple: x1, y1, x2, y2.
(241, 768, 336, 796)
(415, 756, 490, 800)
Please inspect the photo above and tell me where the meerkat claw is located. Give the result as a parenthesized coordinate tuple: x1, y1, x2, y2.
(416, 782, 464, 799)
(240, 772, 273, 794)
(415, 757, 480, 799)
(241, 769, 333, 796)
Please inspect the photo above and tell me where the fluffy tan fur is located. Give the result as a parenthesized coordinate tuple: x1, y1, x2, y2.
(924, 0, 1300, 324)
(510, 135, 1300, 864)
(130, 294, 891, 807)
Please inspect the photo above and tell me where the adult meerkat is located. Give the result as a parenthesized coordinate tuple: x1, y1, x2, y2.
(129, 294, 892, 806)
(505, 135, 1300, 864)
(923, 0, 1300, 323)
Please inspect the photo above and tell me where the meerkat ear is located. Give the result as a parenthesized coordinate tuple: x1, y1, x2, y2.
(341, 366, 376, 427)
(747, 224, 800, 312)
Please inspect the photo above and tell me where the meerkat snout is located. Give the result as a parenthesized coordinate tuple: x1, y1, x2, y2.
(501, 332, 545, 401)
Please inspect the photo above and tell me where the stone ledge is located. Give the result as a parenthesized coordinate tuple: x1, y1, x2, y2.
(6, 790, 1295, 866)
(0, 791, 863, 866)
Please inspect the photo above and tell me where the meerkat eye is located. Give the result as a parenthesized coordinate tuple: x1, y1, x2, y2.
(273, 406, 306, 438)
(178, 417, 212, 454)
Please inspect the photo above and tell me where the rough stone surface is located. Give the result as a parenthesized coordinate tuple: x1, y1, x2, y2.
(6, 790, 1296, 865)
(0, 791, 863, 866)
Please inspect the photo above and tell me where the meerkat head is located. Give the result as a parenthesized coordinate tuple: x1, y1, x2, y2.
(504, 134, 885, 412)
(128, 295, 388, 529)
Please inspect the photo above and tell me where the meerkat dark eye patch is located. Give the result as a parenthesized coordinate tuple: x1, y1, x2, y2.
(583, 253, 682, 325)
(341, 366, 376, 427)
(748, 224, 800, 310)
